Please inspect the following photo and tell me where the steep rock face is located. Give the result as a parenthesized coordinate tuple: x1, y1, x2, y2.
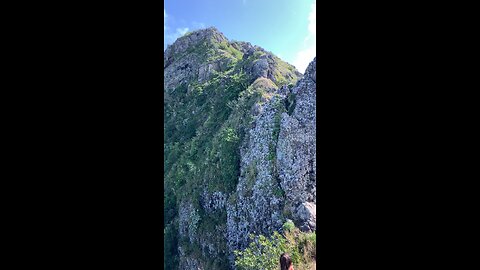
(178, 246, 204, 270)
(226, 58, 317, 264)
(201, 190, 227, 213)
(164, 27, 313, 270)
(164, 28, 230, 91)
(277, 58, 317, 232)
(226, 85, 285, 257)
(178, 201, 200, 244)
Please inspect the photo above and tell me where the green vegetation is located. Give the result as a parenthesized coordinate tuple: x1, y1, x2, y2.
(273, 185, 284, 198)
(245, 162, 257, 188)
(217, 41, 244, 60)
(171, 40, 215, 63)
(286, 92, 297, 116)
(282, 220, 295, 232)
(164, 33, 302, 269)
(272, 56, 299, 88)
(234, 222, 316, 270)
(165, 43, 263, 269)
(164, 221, 179, 270)
(267, 96, 285, 163)
(253, 50, 266, 58)
(244, 161, 258, 196)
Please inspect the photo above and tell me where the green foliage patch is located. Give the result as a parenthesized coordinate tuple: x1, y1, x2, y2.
(234, 222, 316, 270)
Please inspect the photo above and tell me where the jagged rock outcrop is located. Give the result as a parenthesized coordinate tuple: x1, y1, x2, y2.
(296, 202, 316, 232)
(226, 58, 317, 263)
(178, 201, 201, 244)
(164, 27, 315, 270)
(164, 27, 230, 90)
(277, 58, 317, 232)
(164, 27, 228, 68)
(201, 190, 227, 213)
(178, 246, 204, 270)
(226, 85, 285, 257)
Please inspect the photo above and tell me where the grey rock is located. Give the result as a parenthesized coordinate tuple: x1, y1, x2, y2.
(164, 27, 316, 270)
(277, 57, 317, 211)
(227, 92, 285, 256)
(225, 57, 316, 268)
(295, 202, 316, 232)
(179, 255, 204, 270)
(252, 59, 269, 78)
(201, 190, 227, 213)
(178, 201, 200, 244)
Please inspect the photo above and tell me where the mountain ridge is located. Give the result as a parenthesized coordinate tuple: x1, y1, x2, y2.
(164, 27, 315, 270)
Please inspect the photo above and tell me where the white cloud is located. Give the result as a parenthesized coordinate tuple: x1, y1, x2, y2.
(176, 27, 189, 36)
(166, 27, 190, 45)
(164, 9, 190, 47)
(293, 1, 316, 73)
(308, 2, 316, 36)
(164, 9, 167, 31)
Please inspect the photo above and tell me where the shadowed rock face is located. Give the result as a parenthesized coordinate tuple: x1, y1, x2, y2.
(164, 27, 315, 270)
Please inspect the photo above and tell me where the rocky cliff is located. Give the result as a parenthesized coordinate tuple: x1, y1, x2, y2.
(164, 27, 315, 270)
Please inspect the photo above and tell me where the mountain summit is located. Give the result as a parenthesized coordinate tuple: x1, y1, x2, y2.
(164, 27, 301, 89)
(164, 27, 316, 270)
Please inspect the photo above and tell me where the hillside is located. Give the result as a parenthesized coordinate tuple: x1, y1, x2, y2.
(164, 27, 316, 270)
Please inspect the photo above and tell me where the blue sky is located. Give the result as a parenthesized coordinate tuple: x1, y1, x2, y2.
(164, 0, 316, 73)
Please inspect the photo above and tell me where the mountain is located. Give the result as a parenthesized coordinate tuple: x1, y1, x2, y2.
(164, 27, 316, 270)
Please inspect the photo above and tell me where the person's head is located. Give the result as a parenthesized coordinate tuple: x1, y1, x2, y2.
(280, 253, 293, 270)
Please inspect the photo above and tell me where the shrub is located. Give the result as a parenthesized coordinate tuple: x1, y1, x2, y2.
(282, 220, 295, 232)
(234, 232, 291, 270)
(234, 223, 316, 270)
